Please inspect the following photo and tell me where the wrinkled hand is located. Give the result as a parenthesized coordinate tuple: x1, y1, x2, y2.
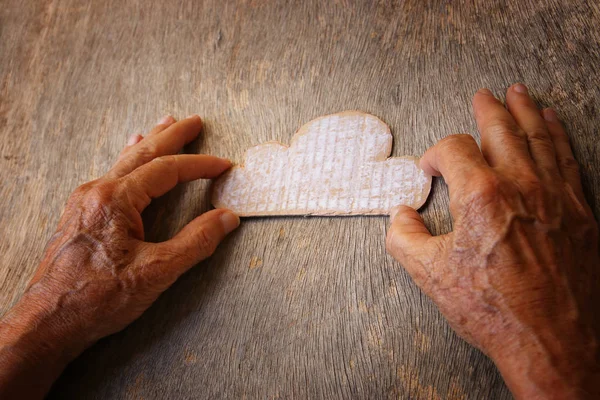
(0, 115, 239, 398)
(387, 84, 600, 399)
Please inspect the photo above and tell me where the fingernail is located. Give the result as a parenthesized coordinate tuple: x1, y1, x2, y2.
(157, 115, 173, 125)
(220, 211, 240, 234)
(186, 114, 200, 120)
(542, 108, 558, 122)
(389, 205, 402, 222)
(127, 134, 141, 146)
(477, 88, 493, 96)
(513, 83, 528, 94)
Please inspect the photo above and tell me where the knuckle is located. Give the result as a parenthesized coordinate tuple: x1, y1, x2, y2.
(485, 120, 523, 139)
(71, 179, 101, 198)
(80, 184, 119, 216)
(472, 173, 502, 198)
(74, 182, 92, 195)
(146, 249, 177, 269)
(527, 127, 550, 141)
(558, 156, 580, 174)
(527, 128, 554, 149)
(152, 155, 177, 167)
(516, 170, 544, 193)
(136, 141, 160, 162)
(194, 227, 217, 255)
(438, 134, 477, 149)
(138, 251, 180, 287)
(82, 185, 114, 207)
(123, 172, 142, 189)
(435, 134, 479, 159)
(74, 184, 120, 226)
(459, 173, 503, 212)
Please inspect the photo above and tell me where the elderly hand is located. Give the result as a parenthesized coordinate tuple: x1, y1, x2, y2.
(387, 84, 600, 399)
(0, 115, 239, 398)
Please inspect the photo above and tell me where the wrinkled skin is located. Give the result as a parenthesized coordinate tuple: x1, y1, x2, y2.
(387, 84, 600, 399)
(0, 115, 240, 398)
(0, 85, 598, 400)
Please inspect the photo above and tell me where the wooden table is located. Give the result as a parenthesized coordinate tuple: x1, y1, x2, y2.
(1, 1, 599, 398)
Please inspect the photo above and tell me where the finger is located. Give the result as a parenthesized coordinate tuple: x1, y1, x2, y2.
(505, 84, 558, 175)
(120, 154, 232, 212)
(117, 134, 144, 159)
(472, 88, 532, 170)
(146, 209, 240, 281)
(386, 206, 446, 287)
(116, 116, 176, 161)
(127, 133, 144, 146)
(147, 115, 176, 137)
(420, 134, 490, 198)
(108, 115, 203, 178)
(542, 108, 584, 196)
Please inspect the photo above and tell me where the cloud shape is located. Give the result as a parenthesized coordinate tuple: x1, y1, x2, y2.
(212, 111, 431, 216)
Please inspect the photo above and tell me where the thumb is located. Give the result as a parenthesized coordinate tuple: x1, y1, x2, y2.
(386, 205, 444, 283)
(153, 209, 240, 277)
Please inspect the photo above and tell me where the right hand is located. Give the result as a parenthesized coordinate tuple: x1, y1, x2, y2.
(386, 84, 599, 399)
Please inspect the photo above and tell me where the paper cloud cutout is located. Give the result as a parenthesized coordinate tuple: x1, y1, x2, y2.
(212, 111, 431, 216)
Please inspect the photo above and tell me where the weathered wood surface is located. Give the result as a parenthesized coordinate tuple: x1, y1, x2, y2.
(1, 0, 599, 398)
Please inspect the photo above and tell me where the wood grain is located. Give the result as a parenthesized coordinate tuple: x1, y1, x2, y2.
(0, 0, 598, 398)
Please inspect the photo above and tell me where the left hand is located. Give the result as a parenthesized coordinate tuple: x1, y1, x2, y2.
(0, 115, 240, 398)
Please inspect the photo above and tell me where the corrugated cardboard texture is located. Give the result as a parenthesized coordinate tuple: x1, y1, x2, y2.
(212, 111, 431, 216)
